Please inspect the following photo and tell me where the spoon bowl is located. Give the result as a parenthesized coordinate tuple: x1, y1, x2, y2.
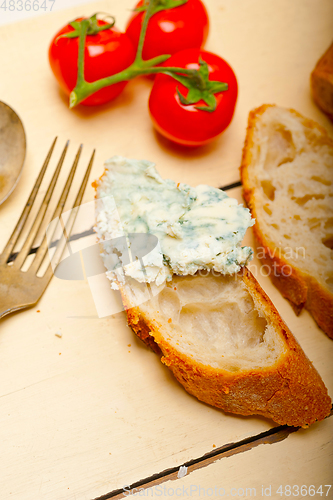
(0, 101, 26, 205)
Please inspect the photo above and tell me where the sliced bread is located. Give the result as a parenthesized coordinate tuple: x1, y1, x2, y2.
(94, 156, 331, 427)
(240, 105, 333, 338)
(120, 268, 331, 427)
(311, 42, 333, 121)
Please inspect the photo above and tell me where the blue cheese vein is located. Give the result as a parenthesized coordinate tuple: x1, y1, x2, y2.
(95, 156, 255, 286)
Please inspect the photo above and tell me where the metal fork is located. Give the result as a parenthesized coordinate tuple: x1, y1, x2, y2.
(0, 138, 95, 319)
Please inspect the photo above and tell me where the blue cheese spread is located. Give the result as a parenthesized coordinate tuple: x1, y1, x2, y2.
(95, 156, 254, 286)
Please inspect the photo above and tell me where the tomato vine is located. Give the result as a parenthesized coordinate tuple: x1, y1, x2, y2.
(67, 0, 228, 110)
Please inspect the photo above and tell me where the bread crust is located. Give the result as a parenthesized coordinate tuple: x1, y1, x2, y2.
(311, 42, 333, 121)
(240, 104, 333, 339)
(122, 268, 331, 427)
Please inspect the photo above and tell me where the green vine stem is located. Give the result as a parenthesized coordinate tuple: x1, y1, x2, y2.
(134, 0, 157, 63)
(69, 0, 227, 109)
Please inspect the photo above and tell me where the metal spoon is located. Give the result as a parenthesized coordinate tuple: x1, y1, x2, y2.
(0, 101, 26, 205)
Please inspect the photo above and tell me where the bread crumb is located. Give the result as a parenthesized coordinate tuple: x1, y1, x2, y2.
(223, 387, 230, 394)
(168, 318, 172, 323)
(59, 353, 61, 355)
(55, 331, 62, 338)
(36, 310, 40, 313)
(128, 344, 131, 347)
(213, 444, 216, 448)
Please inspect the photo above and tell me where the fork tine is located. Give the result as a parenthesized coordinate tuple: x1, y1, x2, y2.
(72, 149, 95, 209)
(41, 149, 95, 283)
(0, 138, 57, 264)
(30, 144, 85, 273)
(13, 141, 70, 269)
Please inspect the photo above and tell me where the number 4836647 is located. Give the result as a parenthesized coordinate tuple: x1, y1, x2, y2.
(0, 0, 55, 11)
(276, 485, 331, 496)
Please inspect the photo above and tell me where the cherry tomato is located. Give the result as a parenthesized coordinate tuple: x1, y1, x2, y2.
(49, 19, 136, 106)
(149, 49, 238, 146)
(126, 0, 209, 61)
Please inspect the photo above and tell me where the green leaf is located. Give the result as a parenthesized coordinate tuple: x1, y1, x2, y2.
(134, 5, 151, 13)
(196, 92, 217, 112)
(176, 88, 188, 105)
(198, 57, 209, 80)
(184, 88, 203, 105)
(86, 13, 115, 35)
(135, 0, 188, 15)
(164, 71, 196, 89)
(177, 87, 202, 105)
(163, 53, 230, 113)
(207, 81, 228, 93)
(134, 0, 149, 11)
(69, 21, 81, 30)
(58, 13, 115, 40)
(60, 31, 80, 39)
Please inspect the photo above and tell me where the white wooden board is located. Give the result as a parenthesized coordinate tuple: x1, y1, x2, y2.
(0, 1, 332, 498)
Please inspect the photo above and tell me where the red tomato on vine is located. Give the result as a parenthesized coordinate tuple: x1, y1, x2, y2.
(49, 18, 135, 106)
(149, 49, 238, 146)
(126, 0, 209, 61)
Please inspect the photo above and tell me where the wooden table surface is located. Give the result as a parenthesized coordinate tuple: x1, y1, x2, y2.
(0, 1, 332, 499)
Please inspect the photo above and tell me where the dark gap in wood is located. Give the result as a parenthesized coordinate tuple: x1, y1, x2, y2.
(7, 227, 95, 263)
(92, 424, 299, 500)
(219, 180, 242, 191)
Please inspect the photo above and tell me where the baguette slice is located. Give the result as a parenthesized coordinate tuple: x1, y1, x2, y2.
(120, 268, 331, 427)
(311, 42, 333, 121)
(240, 105, 333, 338)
